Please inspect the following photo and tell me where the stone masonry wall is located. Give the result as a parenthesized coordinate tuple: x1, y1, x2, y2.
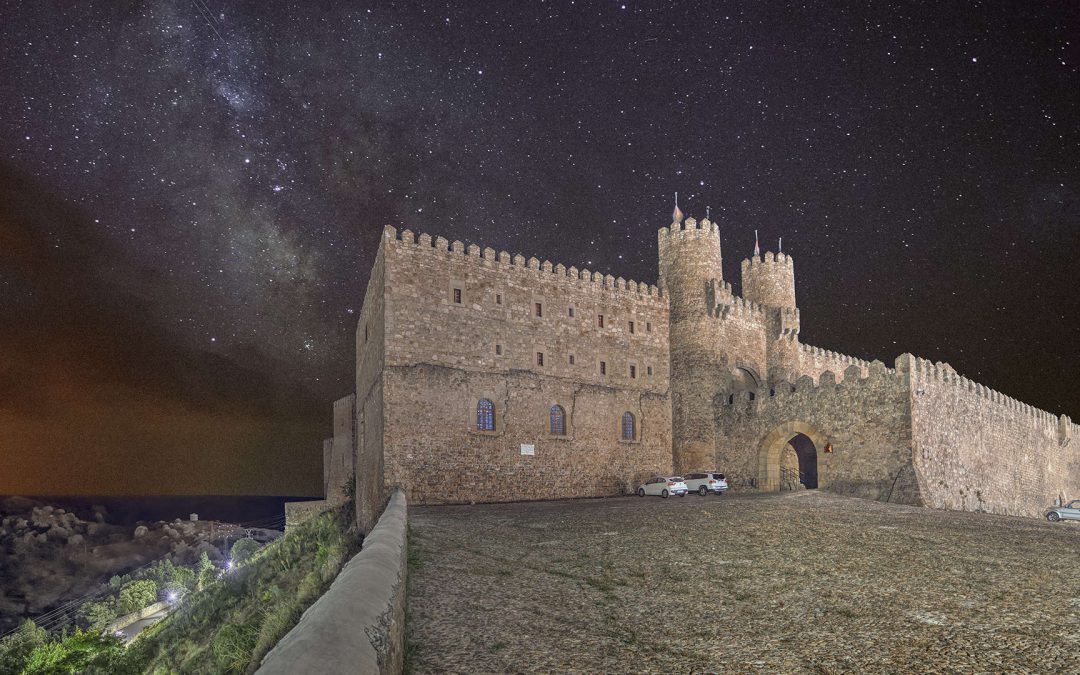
(377, 225, 671, 504)
(798, 343, 872, 383)
(714, 361, 919, 504)
(900, 355, 1080, 518)
(322, 394, 355, 504)
(355, 246, 387, 533)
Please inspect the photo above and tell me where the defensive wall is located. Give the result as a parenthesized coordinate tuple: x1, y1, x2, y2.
(259, 490, 407, 675)
(901, 355, 1080, 518)
(357, 225, 673, 506)
(715, 358, 920, 504)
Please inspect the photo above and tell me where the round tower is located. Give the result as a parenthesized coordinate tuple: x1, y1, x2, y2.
(740, 252, 796, 310)
(658, 215, 724, 321)
(658, 208, 728, 473)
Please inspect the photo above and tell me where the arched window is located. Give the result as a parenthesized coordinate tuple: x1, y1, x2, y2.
(621, 412, 636, 440)
(477, 399, 495, 431)
(550, 405, 566, 435)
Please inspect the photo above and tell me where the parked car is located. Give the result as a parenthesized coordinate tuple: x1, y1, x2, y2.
(683, 472, 728, 496)
(1046, 500, 1080, 522)
(637, 476, 688, 498)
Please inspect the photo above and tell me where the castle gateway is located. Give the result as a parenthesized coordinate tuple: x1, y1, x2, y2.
(324, 209, 1078, 530)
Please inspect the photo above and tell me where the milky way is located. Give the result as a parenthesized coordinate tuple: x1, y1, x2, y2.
(1, 2, 1078, 494)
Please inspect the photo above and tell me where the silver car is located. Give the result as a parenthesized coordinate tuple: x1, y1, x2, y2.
(1046, 500, 1080, 522)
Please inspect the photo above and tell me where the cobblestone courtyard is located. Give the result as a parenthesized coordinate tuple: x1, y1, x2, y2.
(407, 491, 1080, 673)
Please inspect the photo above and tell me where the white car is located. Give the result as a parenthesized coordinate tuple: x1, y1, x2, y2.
(637, 476, 688, 498)
(683, 472, 728, 496)
(1046, 500, 1080, 522)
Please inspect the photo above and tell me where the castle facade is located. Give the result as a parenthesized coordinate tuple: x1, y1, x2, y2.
(319, 212, 1078, 531)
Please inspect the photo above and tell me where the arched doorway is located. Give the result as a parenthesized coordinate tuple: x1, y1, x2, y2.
(757, 422, 827, 492)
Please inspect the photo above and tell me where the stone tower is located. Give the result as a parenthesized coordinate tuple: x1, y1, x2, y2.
(658, 206, 729, 473)
(741, 252, 801, 384)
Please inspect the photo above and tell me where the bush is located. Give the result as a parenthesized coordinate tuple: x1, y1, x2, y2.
(0, 619, 48, 673)
(212, 618, 261, 672)
(230, 537, 261, 566)
(20, 629, 127, 674)
(79, 597, 119, 631)
(117, 579, 158, 615)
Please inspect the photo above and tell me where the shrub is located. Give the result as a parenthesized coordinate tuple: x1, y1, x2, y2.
(118, 579, 158, 614)
(0, 619, 48, 673)
(230, 537, 261, 566)
(212, 618, 261, 672)
(78, 597, 119, 631)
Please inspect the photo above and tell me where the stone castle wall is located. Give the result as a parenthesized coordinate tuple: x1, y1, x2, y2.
(355, 247, 388, 533)
(900, 355, 1080, 518)
(322, 394, 355, 504)
(714, 360, 920, 504)
(373, 225, 672, 504)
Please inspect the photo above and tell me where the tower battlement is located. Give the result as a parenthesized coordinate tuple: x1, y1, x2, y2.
(741, 251, 796, 310)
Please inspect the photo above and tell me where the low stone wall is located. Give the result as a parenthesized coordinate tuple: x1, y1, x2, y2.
(284, 499, 328, 530)
(258, 490, 407, 675)
(104, 600, 168, 635)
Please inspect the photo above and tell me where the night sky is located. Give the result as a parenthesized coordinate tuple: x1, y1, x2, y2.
(1, 2, 1077, 496)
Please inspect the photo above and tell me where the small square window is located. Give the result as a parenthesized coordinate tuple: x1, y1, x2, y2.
(536, 352, 544, 366)
(630, 365, 636, 379)
(646, 321, 652, 332)
(647, 366, 653, 376)
(629, 321, 635, 334)
(598, 314, 604, 328)
(496, 344, 502, 355)
(600, 361, 606, 375)
(535, 302, 543, 317)
(496, 293, 502, 305)
(569, 354, 575, 365)
(453, 288, 462, 304)
(568, 307, 575, 317)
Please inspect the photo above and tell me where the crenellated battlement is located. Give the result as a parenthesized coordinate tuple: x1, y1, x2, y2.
(740, 251, 794, 271)
(381, 225, 666, 306)
(657, 216, 721, 240)
(799, 344, 872, 371)
(720, 358, 897, 408)
(896, 353, 1069, 432)
(713, 295, 768, 320)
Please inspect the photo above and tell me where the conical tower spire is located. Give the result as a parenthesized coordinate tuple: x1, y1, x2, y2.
(672, 192, 684, 225)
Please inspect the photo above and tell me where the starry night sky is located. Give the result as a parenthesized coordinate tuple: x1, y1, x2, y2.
(1, 2, 1078, 496)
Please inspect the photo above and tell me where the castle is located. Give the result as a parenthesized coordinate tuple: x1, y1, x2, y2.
(303, 206, 1079, 531)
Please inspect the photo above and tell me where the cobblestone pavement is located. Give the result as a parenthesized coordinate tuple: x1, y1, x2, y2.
(406, 491, 1080, 674)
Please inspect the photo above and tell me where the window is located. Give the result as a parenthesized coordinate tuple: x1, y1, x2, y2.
(600, 361, 606, 375)
(496, 293, 502, 305)
(535, 302, 543, 317)
(536, 352, 544, 366)
(453, 288, 462, 304)
(550, 405, 566, 435)
(646, 321, 652, 332)
(477, 399, 495, 431)
(496, 344, 502, 355)
(629, 365, 636, 379)
(568, 307, 575, 317)
(569, 354, 575, 365)
(647, 366, 653, 376)
(598, 314, 604, 328)
(622, 412, 636, 440)
(629, 321, 635, 334)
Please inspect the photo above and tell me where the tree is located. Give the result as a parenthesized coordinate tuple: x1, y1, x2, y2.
(78, 598, 119, 631)
(230, 538, 261, 566)
(197, 551, 216, 591)
(0, 619, 47, 674)
(117, 579, 158, 615)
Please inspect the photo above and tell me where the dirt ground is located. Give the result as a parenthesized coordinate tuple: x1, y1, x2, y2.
(406, 491, 1080, 674)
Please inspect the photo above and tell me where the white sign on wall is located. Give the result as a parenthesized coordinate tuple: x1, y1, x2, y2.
(520, 444, 535, 456)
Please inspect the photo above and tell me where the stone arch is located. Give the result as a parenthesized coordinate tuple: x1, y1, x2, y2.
(730, 365, 760, 392)
(757, 421, 828, 492)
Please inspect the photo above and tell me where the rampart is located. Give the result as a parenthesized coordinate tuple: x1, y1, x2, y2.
(899, 355, 1080, 518)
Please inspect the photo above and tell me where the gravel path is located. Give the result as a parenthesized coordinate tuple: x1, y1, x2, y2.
(406, 491, 1080, 673)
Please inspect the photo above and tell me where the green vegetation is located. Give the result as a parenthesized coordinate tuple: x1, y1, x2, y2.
(122, 504, 357, 673)
(0, 502, 356, 674)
